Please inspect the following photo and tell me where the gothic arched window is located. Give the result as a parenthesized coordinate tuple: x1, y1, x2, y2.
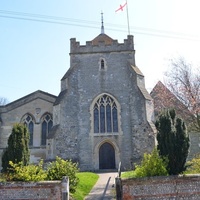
(93, 94, 119, 133)
(22, 114, 34, 146)
(41, 113, 53, 145)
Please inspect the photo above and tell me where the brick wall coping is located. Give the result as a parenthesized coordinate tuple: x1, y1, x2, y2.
(0, 180, 61, 186)
(122, 174, 200, 183)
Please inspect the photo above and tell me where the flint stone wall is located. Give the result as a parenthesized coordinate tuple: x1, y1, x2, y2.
(121, 175, 200, 200)
(0, 181, 62, 200)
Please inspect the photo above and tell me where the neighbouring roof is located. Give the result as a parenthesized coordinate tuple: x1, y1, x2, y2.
(150, 81, 194, 122)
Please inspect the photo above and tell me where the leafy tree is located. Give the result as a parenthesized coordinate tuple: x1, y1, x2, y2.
(134, 148, 168, 178)
(47, 156, 79, 193)
(2, 123, 30, 172)
(155, 109, 190, 175)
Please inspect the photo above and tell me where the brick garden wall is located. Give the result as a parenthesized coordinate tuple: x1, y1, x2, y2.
(121, 175, 200, 200)
(0, 181, 62, 200)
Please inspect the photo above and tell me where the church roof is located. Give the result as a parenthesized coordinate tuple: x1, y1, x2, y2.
(0, 90, 57, 112)
(91, 33, 114, 45)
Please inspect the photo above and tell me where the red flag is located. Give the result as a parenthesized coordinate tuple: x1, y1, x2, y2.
(115, 2, 127, 12)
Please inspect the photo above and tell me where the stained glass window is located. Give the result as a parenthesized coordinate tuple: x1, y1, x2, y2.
(41, 114, 53, 145)
(94, 106, 99, 133)
(22, 114, 34, 146)
(93, 95, 119, 133)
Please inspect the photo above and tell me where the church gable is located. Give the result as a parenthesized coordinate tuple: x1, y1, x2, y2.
(0, 90, 56, 112)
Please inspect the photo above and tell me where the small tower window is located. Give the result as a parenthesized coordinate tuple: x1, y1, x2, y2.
(99, 58, 107, 70)
(101, 59, 105, 69)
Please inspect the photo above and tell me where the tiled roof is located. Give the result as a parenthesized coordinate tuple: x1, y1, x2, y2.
(91, 33, 114, 45)
(150, 81, 194, 122)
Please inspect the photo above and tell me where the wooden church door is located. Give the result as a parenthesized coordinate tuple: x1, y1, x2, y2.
(99, 142, 115, 169)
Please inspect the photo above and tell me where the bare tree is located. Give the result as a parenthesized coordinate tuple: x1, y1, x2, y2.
(164, 57, 200, 132)
(0, 97, 8, 105)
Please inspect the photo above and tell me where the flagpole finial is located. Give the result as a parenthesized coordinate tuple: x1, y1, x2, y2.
(101, 11, 105, 34)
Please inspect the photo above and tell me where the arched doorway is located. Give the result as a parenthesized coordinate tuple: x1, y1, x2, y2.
(99, 142, 115, 169)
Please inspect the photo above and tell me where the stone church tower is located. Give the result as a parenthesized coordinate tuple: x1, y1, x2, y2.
(0, 25, 156, 171)
(47, 28, 156, 170)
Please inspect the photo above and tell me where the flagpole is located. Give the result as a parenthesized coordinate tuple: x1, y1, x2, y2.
(126, 0, 130, 35)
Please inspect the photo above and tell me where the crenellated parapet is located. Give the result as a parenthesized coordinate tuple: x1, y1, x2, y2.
(70, 35, 134, 54)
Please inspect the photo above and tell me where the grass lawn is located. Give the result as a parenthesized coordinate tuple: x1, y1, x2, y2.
(71, 172, 99, 200)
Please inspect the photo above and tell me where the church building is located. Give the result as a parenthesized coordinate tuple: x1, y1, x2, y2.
(0, 24, 156, 171)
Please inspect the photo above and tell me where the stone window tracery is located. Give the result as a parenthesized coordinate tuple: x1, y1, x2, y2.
(93, 94, 119, 133)
(41, 113, 53, 145)
(22, 114, 34, 146)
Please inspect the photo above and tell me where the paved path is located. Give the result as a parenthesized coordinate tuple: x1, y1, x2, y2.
(84, 172, 117, 200)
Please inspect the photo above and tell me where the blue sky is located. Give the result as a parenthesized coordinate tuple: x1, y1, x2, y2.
(1, 0, 200, 102)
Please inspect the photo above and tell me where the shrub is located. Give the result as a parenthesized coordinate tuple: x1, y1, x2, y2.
(155, 109, 190, 175)
(2, 156, 79, 193)
(184, 154, 200, 174)
(46, 156, 79, 193)
(7, 160, 47, 181)
(134, 148, 168, 178)
(2, 123, 30, 172)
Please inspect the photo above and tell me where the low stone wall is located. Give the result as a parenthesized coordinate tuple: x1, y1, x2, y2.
(120, 175, 200, 200)
(0, 181, 62, 200)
